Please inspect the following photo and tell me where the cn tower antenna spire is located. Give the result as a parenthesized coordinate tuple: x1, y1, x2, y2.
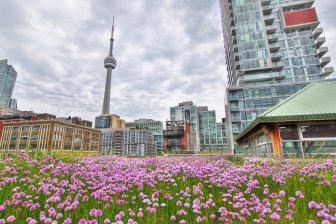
(109, 17, 115, 56)
(102, 18, 117, 115)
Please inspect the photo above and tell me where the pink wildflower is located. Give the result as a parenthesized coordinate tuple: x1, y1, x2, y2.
(270, 212, 280, 221)
(6, 216, 16, 223)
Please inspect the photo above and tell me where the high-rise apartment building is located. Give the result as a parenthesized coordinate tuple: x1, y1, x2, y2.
(0, 60, 17, 107)
(219, 0, 334, 151)
(198, 110, 230, 152)
(169, 101, 228, 152)
(126, 118, 163, 151)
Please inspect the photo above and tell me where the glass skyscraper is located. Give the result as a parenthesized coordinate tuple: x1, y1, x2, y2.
(170, 101, 229, 152)
(219, 0, 334, 151)
(0, 59, 17, 107)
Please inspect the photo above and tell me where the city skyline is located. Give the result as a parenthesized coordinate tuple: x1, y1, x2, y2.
(0, 0, 335, 123)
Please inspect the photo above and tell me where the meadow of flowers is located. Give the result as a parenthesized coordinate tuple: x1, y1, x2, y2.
(0, 153, 336, 224)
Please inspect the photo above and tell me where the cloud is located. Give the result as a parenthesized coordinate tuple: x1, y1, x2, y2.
(0, 0, 334, 126)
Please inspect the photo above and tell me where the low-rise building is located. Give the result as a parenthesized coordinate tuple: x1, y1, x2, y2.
(163, 120, 197, 153)
(100, 128, 156, 157)
(0, 120, 100, 153)
(95, 114, 125, 129)
(126, 118, 163, 152)
(235, 81, 336, 159)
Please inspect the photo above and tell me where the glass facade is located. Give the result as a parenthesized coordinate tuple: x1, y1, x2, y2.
(220, 0, 333, 151)
(169, 102, 230, 152)
(0, 60, 17, 107)
(95, 115, 111, 129)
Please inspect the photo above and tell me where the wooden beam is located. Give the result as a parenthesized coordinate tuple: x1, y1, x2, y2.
(270, 124, 282, 159)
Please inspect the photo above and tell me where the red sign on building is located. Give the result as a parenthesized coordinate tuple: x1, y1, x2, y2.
(283, 8, 318, 28)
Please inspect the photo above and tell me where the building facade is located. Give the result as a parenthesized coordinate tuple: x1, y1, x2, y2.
(126, 118, 163, 152)
(198, 110, 229, 152)
(169, 101, 228, 152)
(163, 121, 197, 153)
(0, 120, 100, 153)
(100, 128, 156, 157)
(0, 60, 17, 107)
(170, 101, 201, 150)
(95, 114, 125, 129)
(219, 0, 334, 152)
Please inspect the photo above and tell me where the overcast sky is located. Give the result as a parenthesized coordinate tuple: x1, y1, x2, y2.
(0, 0, 335, 123)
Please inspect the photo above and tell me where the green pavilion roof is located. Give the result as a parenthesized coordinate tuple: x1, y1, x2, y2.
(235, 81, 336, 142)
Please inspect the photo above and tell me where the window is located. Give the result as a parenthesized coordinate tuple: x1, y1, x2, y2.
(279, 125, 299, 140)
(301, 124, 336, 138)
(22, 126, 30, 132)
(32, 125, 40, 131)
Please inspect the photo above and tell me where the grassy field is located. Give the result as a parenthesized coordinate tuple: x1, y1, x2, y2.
(0, 153, 335, 223)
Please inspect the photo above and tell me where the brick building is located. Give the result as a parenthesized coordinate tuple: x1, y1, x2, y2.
(0, 120, 100, 153)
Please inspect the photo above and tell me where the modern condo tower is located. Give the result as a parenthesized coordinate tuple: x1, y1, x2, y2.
(0, 59, 17, 107)
(219, 0, 334, 151)
(95, 19, 119, 129)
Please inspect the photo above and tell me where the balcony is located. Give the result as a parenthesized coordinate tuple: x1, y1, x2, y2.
(231, 117, 241, 122)
(235, 61, 240, 69)
(266, 25, 277, 34)
(267, 33, 279, 43)
(315, 37, 326, 49)
(233, 44, 238, 53)
(232, 36, 237, 44)
(313, 27, 323, 39)
(261, 0, 271, 6)
(322, 67, 334, 77)
(269, 42, 281, 52)
(270, 52, 282, 61)
(320, 57, 331, 68)
(262, 5, 272, 14)
(281, 0, 315, 11)
(234, 52, 239, 61)
(239, 73, 286, 83)
(230, 106, 240, 111)
(231, 27, 236, 35)
(318, 46, 328, 58)
(163, 130, 184, 137)
(264, 14, 275, 25)
(272, 61, 285, 70)
(230, 17, 235, 27)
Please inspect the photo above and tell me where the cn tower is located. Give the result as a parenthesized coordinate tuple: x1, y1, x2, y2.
(102, 18, 117, 115)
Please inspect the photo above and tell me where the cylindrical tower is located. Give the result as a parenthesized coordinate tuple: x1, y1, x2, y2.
(102, 18, 117, 115)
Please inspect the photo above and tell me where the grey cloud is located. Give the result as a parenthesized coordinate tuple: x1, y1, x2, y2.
(1, 0, 333, 124)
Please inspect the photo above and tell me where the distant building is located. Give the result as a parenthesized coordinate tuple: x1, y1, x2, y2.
(163, 120, 197, 153)
(95, 114, 125, 129)
(170, 101, 227, 152)
(198, 110, 230, 152)
(126, 118, 163, 152)
(236, 81, 336, 159)
(0, 59, 17, 107)
(9, 98, 17, 109)
(100, 128, 156, 157)
(56, 116, 93, 128)
(0, 105, 35, 119)
(169, 101, 203, 151)
(0, 120, 100, 153)
(36, 113, 57, 120)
